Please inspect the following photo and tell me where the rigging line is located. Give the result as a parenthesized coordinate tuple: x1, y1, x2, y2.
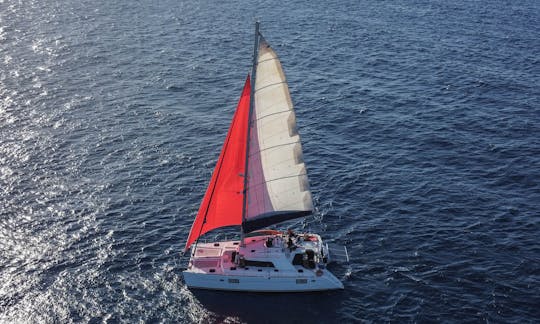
(255, 80, 286, 92)
(248, 140, 301, 157)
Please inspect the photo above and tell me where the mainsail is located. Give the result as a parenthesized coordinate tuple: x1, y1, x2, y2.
(243, 37, 313, 232)
(185, 26, 313, 251)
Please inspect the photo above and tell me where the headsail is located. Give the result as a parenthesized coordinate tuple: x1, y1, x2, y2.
(184, 77, 251, 251)
(243, 35, 313, 232)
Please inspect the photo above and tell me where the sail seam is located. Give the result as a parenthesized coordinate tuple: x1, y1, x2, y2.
(255, 81, 286, 92)
(248, 140, 300, 157)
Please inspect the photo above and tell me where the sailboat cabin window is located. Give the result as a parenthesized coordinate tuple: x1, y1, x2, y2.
(244, 260, 275, 268)
(292, 253, 304, 265)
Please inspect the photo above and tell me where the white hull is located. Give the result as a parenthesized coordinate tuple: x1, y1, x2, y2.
(183, 231, 344, 292)
(184, 269, 343, 292)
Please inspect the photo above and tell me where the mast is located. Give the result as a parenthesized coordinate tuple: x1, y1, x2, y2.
(241, 21, 260, 246)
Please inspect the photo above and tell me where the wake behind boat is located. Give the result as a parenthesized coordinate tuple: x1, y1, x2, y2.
(182, 22, 345, 292)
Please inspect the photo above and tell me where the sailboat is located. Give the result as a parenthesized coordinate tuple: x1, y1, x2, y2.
(183, 22, 344, 292)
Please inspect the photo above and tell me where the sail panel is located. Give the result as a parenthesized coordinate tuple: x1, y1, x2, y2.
(244, 38, 313, 230)
(184, 77, 251, 251)
(243, 210, 312, 233)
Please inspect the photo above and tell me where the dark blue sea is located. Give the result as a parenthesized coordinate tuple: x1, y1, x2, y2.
(1, 0, 539, 322)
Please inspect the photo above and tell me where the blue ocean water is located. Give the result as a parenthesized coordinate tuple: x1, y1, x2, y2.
(1, 0, 539, 322)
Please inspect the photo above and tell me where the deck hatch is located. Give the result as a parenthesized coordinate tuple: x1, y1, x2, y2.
(193, 259, 220, 268)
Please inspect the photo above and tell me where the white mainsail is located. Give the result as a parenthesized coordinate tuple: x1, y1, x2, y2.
(243, 38, 313, 232)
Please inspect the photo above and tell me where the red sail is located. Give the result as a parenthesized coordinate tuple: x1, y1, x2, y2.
(184, 76, 251, 251)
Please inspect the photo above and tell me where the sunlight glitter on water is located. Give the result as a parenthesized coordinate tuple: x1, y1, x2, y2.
(1, 0, 539, 322)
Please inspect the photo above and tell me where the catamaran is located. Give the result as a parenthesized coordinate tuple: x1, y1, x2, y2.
(183, 22, 345, 292)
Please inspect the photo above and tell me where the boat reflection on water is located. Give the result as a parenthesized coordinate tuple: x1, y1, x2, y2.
(189, 287, 347, 323)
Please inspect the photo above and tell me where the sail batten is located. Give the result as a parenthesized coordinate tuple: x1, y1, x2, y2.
(255, 81, 286, 92)
(254, 109, 292, 121)
(247, 172, 309, 188)
(257, 57, 279, 64)
(248, 140, 301, 157)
